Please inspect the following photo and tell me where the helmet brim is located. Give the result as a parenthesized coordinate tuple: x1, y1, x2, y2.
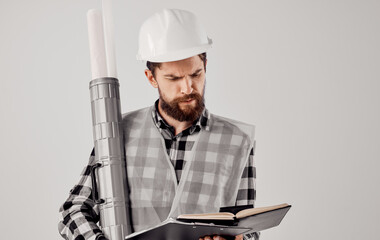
(137, 42, 212, 63)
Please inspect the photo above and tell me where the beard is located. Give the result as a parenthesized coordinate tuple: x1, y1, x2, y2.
(158, 88, 205, 122)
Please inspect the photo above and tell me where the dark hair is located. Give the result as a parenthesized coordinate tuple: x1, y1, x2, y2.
(147, 52, 207, 78)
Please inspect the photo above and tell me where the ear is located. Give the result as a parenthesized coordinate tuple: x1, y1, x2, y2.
(145, 69, 158, 88)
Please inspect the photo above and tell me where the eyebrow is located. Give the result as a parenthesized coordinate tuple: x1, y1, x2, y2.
(191, 69, 203, 75)
(164, 68, 203, 78)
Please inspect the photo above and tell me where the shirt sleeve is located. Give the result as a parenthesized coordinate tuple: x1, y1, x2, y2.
(58, 150, 107, 240)
(236, 144, 260, 240)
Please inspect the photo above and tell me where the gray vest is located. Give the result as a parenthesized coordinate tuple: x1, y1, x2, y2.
(122, 107, 255, 232)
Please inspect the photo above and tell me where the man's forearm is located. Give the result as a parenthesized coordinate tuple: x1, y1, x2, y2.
(58, 154, 104, 240)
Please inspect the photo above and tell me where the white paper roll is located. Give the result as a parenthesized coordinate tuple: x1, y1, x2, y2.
(87, 9, 108, 80)
(102, 0, 117, 78)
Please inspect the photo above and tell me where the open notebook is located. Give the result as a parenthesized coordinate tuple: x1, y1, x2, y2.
(125, 203, 291, 240)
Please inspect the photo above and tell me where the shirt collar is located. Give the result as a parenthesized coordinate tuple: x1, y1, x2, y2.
(151, 99, 210, 135)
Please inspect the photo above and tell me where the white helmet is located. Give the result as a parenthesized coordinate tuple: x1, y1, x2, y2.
(136, 8, 213, 62)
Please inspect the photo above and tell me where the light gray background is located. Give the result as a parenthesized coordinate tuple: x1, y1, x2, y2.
(1, 0, 379, 239)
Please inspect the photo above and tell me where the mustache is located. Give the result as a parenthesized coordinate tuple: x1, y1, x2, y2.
(173, 92, 202, 103)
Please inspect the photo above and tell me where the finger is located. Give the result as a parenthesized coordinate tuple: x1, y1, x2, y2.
(235, 235, 243, 240)
(213, 236, 226, 240)
(204, 236, 212, 240)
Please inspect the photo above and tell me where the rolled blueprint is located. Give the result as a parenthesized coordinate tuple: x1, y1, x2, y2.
(102, 0, 117, 78)
(87, 1, 132, 239)
(87, 9, 107, 79)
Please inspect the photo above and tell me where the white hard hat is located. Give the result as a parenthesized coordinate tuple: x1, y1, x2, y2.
(136, 8, 213, 62)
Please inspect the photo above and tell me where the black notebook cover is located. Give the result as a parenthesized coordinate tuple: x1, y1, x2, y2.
(125, 219, 250, 240)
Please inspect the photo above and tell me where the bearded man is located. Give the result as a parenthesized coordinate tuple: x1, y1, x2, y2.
(59, 9, 259, 240)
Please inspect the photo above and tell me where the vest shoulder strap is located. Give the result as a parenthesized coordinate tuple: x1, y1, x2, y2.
(210, 113, 255, 144)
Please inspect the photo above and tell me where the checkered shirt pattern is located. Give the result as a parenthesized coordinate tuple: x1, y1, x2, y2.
(58, 103, 259, 240)
(151, 101, 209, 181)
(151, 101, 257, 208)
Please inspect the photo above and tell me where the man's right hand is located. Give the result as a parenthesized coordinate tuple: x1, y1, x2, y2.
(199, 234, 243, 240)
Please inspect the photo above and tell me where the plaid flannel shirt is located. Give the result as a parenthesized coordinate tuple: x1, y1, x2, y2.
(58, 102, 259, 240)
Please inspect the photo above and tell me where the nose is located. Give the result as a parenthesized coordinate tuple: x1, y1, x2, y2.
(180, 76, 193, 94)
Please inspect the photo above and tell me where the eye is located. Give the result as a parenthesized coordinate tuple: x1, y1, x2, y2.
(191, 73, 201, 78)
